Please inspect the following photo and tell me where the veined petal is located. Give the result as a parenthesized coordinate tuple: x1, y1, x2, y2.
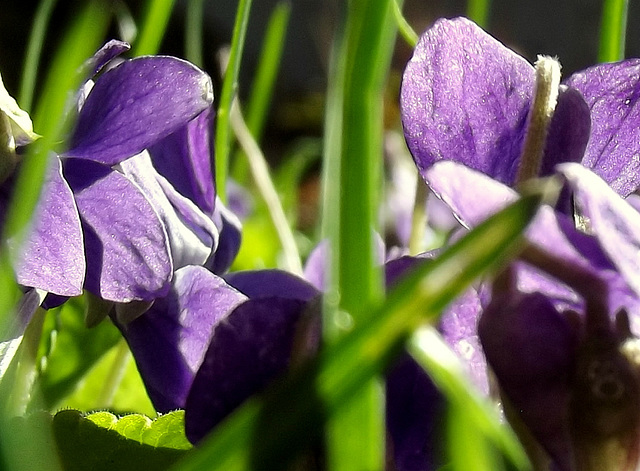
(184, 296, 313, 443)
(63, 158, 172, 302)
(84, 39, 130, 77)
(66, 56, 213, 165)
(564, 60, 640, 196)
(117, 266, 247, 412)
(559, 163, 640, 298)
(148, 107, 215, 213)
(401, 17, 534, 184)
(206, 196, 242, 274)
(14, 155, 84, 296)
(119, 152, 218, 269)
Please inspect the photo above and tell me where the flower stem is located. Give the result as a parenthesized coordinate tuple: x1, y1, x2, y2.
(408, 173, 429, 255)
(229, 98, 303, 276)
(515, 56, 561, 186)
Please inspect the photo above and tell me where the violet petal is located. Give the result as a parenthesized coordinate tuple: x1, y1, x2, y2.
(559, 163, 640, 298)
(63, 158, 172, 302)
(386, 353, 445, 471)
(67, 56, 213, 165)
(119, 152, 218, 269)
(117, 266, 247, 411)
(184, 296, 310, 443)
(148, 107, 215, 213)
(401, 17, 534, 185)
(564, 59, 640, 196)
(479, 291, 576, 471)
(14, 155, 84, 296)
(85, 40, 130, 77)
(206, 196, 242, 274)
(224, 269, 319, 301)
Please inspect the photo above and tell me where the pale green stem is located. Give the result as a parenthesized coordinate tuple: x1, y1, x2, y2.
(392, 0, 418, 47)
(229, 98, 303, 276)
(515, 56, 561, 186)
(97, 339, 131, 408)
(408, 173, 430, 255)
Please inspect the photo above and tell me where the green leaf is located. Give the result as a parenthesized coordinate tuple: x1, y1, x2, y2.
(48, 409, 189, 471)
(170, 192, 543, 471)
(84, 410, 192, 449)
(132, 0, 176, 56)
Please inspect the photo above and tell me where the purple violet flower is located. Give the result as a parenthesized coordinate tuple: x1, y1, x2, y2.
(400, 16, 640, 471)
(1, 41, 233, 309)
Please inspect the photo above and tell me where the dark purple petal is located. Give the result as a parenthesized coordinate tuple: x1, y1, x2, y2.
(14, 156, 84, 296)
(386, 353, 445, 471)
(63, 158, 172, 302)
(224, 269, 319, 301)
(564, 59, 640, 196)
(85, 40, 130, 77)
(479, 290, 576, 471)
(401, 17, 534, 185)
(119, 152, 218, 269)
(559, 163, 640, 297)
(148, 108, 215, 213)
(184, 296, 312, 443)
(66, 56, 213, 165)
(117, 266, 247, 412)
(206, 197, 242, 274)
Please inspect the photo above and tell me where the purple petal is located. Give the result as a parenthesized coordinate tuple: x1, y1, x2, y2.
(119, 152, 218, 269)
(206, 197, 242, 274)
(63, 158, 172, 302)
(303, 240, 329, 291)
(564, 60, 640, 196)
(66, 56, 213, 165)
(558, 163, 640, 297)
(386, 353, 445, 471)
(85, 40, 130, 77)
(117, 266, 247, 411)
(479, 290, 576, 471)
(401, 17, 534, 185)
(184, 296, 313, 443)
(224, 269, 319, 301)
(14, 156, 84, 296)
(148, 108, 215, 213)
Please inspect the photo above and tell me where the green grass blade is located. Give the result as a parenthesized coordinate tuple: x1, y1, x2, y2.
(214, 0, 253, 201)
(18, 0, 59, 112)
(185, 0, 205, 67)
(232, 1, 291, 185)
(408, 327, 530, 470)
(132, 0, 176, 56)
(322, 1, 399, 468)
(393, 0, 418, 47)
(0, 0, 110, 335)
(598, 0, 629, 62)
(170, 192, 543, 471)
(245, 2, 290, 143)
(467, 0, 491, 28)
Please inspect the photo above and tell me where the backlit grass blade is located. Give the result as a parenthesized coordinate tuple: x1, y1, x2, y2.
(408, 327, 530, 470)
(598, 0, 629, 62)
(214, 0, 253, 201)
(321, 1, 398, 469)
(467, 0, 491, 28)
(19, 0, 59, 112)
(132, 0, 176, 56)
(232, 1, 291, 185)
(185, 0, 205, 67)
(0, 0, 110, 336)
(170, 191, 543, 471)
